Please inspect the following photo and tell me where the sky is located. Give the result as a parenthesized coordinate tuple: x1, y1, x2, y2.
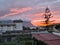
(0, 0, 60, 26)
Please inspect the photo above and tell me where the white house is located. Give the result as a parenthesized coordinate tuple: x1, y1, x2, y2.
(0, 20, 23, 33)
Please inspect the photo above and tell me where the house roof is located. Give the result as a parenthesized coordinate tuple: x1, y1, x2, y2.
(13, 20, 23, 23)
(32, 33, 60, 45)
(23, 21, 35, 27)
(0, 23, 15, 26)
(0, 20, 23, 24)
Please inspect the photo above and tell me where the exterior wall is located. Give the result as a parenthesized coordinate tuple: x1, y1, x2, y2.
(0, 26, 2, 32)
(3, 26, 7, 32)
(14, 23, 23, 30)
(10, 26, 14, 31)
(7, 26, 14, 31)
(0, 26, 15, 32)
(7, 26, 11, 31)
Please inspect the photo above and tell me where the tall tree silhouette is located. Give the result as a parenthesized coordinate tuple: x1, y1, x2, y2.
(44, 7, 52, 30)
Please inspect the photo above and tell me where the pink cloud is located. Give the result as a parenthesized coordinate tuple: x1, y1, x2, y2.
(0, 7, 32, 19)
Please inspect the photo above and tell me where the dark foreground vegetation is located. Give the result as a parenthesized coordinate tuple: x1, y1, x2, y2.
(0, 34, 48, 45)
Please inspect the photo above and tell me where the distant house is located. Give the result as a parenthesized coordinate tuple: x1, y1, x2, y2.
(38, 24, 58, 31)
(29, 26, 37, 30)
(0, 20, 23, 33)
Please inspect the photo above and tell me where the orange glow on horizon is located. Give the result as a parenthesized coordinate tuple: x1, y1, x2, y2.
(31, 20, 60, 26)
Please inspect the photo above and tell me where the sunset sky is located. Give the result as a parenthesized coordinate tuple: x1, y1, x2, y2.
(0, 0, 60, 26)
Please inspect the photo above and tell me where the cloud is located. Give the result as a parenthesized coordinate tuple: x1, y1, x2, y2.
(0, 0, 58, 10)
(53, 0, 60, 3)
(0, 7, 32, 19)
(0, 0, 60, 22)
